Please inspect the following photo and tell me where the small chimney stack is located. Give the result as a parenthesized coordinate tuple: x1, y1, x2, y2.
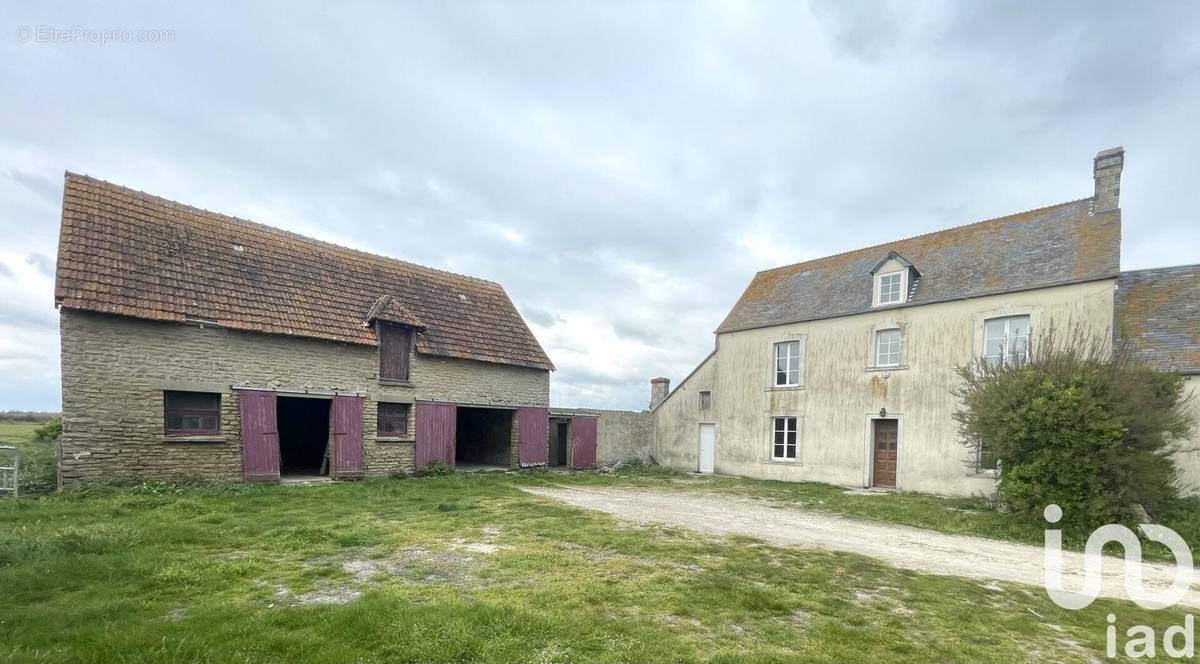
(650, 377, 670, 409)
(1092, 146, 1124, 214)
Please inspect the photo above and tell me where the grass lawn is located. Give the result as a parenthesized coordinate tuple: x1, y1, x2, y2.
(1, 472, 1189, 663)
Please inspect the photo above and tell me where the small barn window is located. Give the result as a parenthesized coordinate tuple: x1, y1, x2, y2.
(164, 391, 220, 435)
(699, 391, 712, 411)
(378, 322, 413, 382)
(377, 403, 411, 437)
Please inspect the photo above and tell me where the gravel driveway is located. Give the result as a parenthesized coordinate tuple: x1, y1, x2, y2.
(523, 485, 1200, 609)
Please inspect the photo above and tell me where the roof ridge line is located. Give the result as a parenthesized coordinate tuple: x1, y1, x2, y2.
(62, 170, 503, 289)
(1119, 263, 1200, 275)
(754, 196, 1092, 276)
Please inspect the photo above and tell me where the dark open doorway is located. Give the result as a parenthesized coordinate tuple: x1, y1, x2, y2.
(549, 418, 570, 467)
(455, 407, 513, 469)
(277, 397, 330, 476)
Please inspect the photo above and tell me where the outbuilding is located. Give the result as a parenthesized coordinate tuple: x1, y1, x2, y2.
(54, 173, 575, 485)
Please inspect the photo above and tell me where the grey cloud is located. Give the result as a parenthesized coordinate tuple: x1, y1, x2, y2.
(0, 2, 1198, 411)
(25, 253, 55, 279)
(8, 169, 62, 206)
(0, 262, 11, 278)
(521, 305, 563, 329)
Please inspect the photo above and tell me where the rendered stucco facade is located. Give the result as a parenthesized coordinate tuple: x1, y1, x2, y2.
(58, 310, 549, 486)
(653, 279, 1120, 496)
(1173, 376, 1200, 495)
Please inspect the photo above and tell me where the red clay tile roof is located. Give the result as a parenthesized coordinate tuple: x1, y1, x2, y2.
(717, 198, 1121, 333)
(364, 294, 426, 331)
(55, 173, 554, 371)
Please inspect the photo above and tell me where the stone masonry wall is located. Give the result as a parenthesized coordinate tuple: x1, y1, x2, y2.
(59, 310, 549, 486)
(552, 408, 653, 466)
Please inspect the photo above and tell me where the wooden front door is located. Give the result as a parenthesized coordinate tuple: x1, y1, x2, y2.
(872, 419, 898, 488)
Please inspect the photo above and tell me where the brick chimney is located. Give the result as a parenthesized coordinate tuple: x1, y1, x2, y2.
(650, 377, 670, 409)
(1092, 146, 1124, 214)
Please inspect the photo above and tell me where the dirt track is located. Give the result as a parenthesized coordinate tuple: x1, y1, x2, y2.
(523, 485, 1200, 609)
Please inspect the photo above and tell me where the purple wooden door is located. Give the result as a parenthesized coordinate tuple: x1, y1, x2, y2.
(415, 401, 456, 468)
(570, 415, 598, 469)
(239, 391, 279, 482)
(517, 407, 549, 467)
(331, 395, 364, 479)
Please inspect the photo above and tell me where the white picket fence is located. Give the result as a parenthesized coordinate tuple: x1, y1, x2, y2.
(0, 446, 17, 498)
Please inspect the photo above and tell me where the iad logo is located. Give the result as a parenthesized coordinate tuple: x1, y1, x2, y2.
(1043, 504, 1197, 659)
(1042, 504, 1193, 610)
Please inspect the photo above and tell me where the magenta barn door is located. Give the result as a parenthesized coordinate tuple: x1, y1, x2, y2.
(331, 395, 364, 479)
(415, 401, 456, 468)
(239, 390, 280, 482)
(517, 407, 549, 467)
(570, 415, 598, 469)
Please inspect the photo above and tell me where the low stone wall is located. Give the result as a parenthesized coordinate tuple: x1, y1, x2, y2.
(553, 407, 653, 466)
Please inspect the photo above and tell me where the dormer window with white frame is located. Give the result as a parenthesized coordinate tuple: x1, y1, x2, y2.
(876, 271, 905, 306)
(869, 251, 918, 308)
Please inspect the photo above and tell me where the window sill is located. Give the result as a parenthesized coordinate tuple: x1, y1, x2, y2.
(967, 470, 999, 479)
(378, 379, 415, 388)
(864, 365, 908, 373)
(375, 436, 414, 444)
(764, 458, 801, 466)
(162, 435, 225, 444)
(765, 385, 805, 392)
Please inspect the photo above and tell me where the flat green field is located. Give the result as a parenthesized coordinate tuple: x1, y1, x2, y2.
(0, 421, 40, 444)
(0, 471, 1186, 663)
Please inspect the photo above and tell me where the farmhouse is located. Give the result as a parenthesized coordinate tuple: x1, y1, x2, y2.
(650, 147, 1200, 496)
(54, 173, 601, 485)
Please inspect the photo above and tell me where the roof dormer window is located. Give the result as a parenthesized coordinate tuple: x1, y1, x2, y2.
(869, 251, 918, 307)
(877, 272, 904, 305)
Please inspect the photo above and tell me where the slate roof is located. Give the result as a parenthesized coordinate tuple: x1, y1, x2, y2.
(717, 198, 1121, 333)
(55, 173, 554, 370)
(1115, 265, 1200, 374)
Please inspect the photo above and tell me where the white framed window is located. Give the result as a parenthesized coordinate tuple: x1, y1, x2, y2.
(875, 271, 905, 306)
(875, 329, 902, 367)
(772, 417, 798, 461)
(984, 315, 1030, 365)
(774, 341, 801, 386)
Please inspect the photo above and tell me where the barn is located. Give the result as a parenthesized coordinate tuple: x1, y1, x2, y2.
(54, 173, 598, 485)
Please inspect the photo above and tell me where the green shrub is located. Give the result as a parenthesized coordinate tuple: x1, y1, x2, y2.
(954, 327, 1192, 528)
(14, 418, 61, 495)
(417, 460, 454, 477)
(32, 419, 62, 444)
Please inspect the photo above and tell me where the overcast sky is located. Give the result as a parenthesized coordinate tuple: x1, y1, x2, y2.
(1, 1, 1198, 412)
